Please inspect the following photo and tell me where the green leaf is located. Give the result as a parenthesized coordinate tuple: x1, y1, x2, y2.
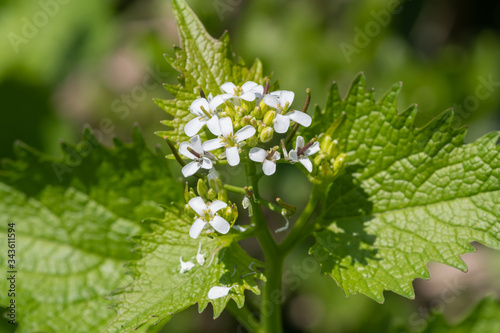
(104, 208, 264, 332)
(310, 74, 500, 301)
(0, 128, 181, 332)
(420, 296, 500, 333)
(154, 0, 266, 143)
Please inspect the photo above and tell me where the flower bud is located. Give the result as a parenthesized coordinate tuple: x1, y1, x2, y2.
(184, 183, 190, 203)
(188, 188, 197, 200)
(216, 177, 223, 193)
(184, 204, 196, 218)
(240, 116, 251, 127)
(197, 178, 208, 198)
(207, 188, 217, 201)
(246, 135, 258, 147)
(241, 100, 252, 113)
(218, 188, 228, 202)
(333, 153, 347, 173)
(259, 127, 274, 143)
(208, 169, 220, 191)
(221, 206, 236, 224)
(251, 106, 263, 119)
(259, 99, 269, 113)
(224, 101, 236, 117)
(263, 110, 276, 126)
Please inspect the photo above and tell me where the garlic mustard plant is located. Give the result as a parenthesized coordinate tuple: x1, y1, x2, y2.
(2, 1, 499, 333)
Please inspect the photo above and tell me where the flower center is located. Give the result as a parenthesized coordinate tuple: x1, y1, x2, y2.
(221, 133, 237, 147)
(201, 209, 213, 221)
(233, 86, 243, 96)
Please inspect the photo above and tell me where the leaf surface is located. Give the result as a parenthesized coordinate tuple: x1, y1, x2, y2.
(310, 74, 500, 301)
(0, 129, 181, 332)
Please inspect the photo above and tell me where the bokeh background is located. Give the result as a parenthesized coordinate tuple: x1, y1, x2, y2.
(1, 0, 500, 332)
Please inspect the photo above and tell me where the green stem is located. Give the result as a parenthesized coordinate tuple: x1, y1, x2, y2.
(223, 184, 246, 194)
(226, 301, 259, 333)
(279, 185, 321, 255)
(257, 198, 282, 214)
(244, 161, 283, 333)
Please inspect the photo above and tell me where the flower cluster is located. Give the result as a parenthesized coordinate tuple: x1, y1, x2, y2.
(176, 81, 320, 239)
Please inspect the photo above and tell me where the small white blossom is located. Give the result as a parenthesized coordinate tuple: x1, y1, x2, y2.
(249, 147, 280, 176)
(242, 197, 253, 217)
(185, 96, 225, 137)
(178, 135, 215, 177)
(208, 286, 234, 300)
(288, 136, 320, 172)
(179, 256, 195, 274)
(188, 196, 230, 239)
(202, 117, 256, 166)
(263, 90, 312, 133)
(196, 243, 205, 266)
(220, 81, 264, 102)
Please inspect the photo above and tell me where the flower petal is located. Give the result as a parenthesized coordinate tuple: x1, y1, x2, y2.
(208, 286, 232, 300)
(299, 157, 313, 172)
(201, 157, 213, 170)
(189, 218, 206, 239)
(190, 98, 209, 116)
(218, 93, 233, 101)
(209, 95, 225, 110)
(225, 146, 240, 166)
(240, 91, 256, 101)
(182, 161, 202, 177)
(272, 151, 281, 160)
(279, 90, 295, 106)
(287, 110, 312, 127)
(202, 138, 224, 152)
(235, 125, 256, 142)
(304, 141, 320, 156)
(208, 200, 227, 214)
(206, 115, 222, 136)
(241, 81, 258, 92)
(219, 117, 234, 137)
(209, 216, 230, 234)
(274, 114, 290, 133)
(220, 82, 237, 94)
(251, 85, 264, 95)
(262, 159, 276, 175)
(263, 95, 279, 108)
(295, 136, 305, 150)
(289, 149, 299, 162)
(249, 147, 267, 163)
(179, 257, 195, 273)
(190, 135, 204, 154)
(179, 142, 196, 159)
(196, 243, 205, 266)
(188, 197, 206, 216)
(184, 117, 206, 137)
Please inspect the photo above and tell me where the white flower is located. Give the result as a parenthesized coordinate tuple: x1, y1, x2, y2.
(242, 197, 253, 217)
(196, 243, 205, 266)
(263, 90, 312, 134)
(202, 117, 256, 166)
(179, 257, 195, 274)
(184, 96, 225, 137)
(188, 196, 230, 239)
(220, 81, 264, 102)
(288, 136, 320, 172)
(208, 286, 234, 300)
(249, 147, 280, 176)
(178, 135, 215, 177)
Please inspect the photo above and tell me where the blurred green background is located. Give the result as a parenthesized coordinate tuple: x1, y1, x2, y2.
(1, 0, 499, 332)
